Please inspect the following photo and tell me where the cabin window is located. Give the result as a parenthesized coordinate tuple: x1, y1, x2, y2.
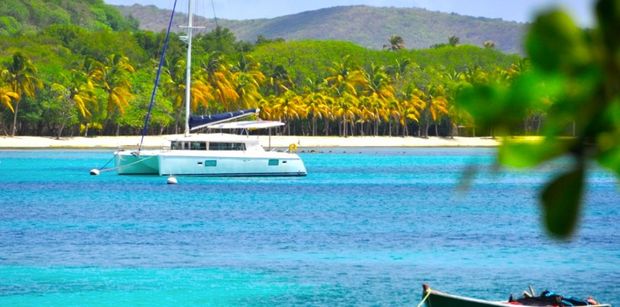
(171, 141, 206, 150)
(268, 159, 279, 166)
(209, 142, 246, 151)
(191, 142, 206, 150)
(204, 160, 217, 167)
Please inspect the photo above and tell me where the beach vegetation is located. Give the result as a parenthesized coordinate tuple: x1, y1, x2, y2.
(2, 52, 42, 136)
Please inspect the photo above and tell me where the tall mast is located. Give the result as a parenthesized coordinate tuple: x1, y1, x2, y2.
(184, 0, 194, 137)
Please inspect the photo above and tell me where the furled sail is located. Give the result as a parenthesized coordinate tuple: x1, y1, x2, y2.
(189, 109, 258, 131)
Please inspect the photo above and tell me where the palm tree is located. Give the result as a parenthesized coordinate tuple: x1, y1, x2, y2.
(426, 84, 449, 137)
(258, 96, 277, 121)
(448, 35, 460, 46)
(89, 54, 135, 134)
(483, 40, 496, 49)
(330, 93, 359, 137)
(385, 35, 405, 51)
(325, 56, 367, 95)
(198, 52, 238, 111)
(325, 56, 366, 136)
(399, 85, 425, 136)
(0, 85, 19, 134)
(363, 63, 395, 100)
(66, 69, 96, 118)
(52, 67, 98, 137)
(385, 59, 412, 82)
(266, 64, 293, 96)
(2, 52, 41, 136)
(361, 63, 398, 135)
(364, 93, 389, 136)
(232, 54, 265, 110)
(303, 89, 331, 136)
(0, 86, 18, 114)
(163, 57, 214, 132)
(356, 95, 378, 136)
(269, 90, 306, 135)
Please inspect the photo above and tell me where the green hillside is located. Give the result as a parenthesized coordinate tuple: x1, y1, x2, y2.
(117, 4, 525, 54)
(0, 1, 524, 139)
(0, 0, 137, 35)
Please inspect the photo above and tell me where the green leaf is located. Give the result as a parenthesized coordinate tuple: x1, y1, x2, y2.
(499, 140, 565, 168)
(526, 9, 589, 73)
(596, 0, 620, 53)
(541, 165, 584, 238)
(597, 147, 620, 178)
(456, 84, 505, 131)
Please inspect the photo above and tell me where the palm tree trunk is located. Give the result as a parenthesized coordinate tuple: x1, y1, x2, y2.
(450, 121, 457, 138)
(434, 122, 439, 137)
(312, 117, 317, 136)
(324, 118, 329, 136)
(11, 101, 20, 136)
(56, 123, 65, 140)
(0, 119, 6, 136)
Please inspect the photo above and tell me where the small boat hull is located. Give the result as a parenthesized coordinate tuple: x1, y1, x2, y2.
(422, 285, 611, 307)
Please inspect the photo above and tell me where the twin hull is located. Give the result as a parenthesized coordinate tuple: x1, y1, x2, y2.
(115, 150, 307, 176)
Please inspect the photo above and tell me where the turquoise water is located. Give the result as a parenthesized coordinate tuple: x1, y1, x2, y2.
(0, 148, 618, 306)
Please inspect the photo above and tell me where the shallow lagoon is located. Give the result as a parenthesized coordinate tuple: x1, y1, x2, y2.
(0, 148, 618, 305)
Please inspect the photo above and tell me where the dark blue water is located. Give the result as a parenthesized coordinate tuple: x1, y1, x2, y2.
(0, 149, 618, 306)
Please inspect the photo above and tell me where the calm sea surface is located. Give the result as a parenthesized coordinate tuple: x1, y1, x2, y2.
(0, 148, 618, 306)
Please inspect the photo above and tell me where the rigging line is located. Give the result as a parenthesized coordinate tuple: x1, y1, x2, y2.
(96, 153, 117, 171)
(138, 0, 179, 153)
(211, 0, 219, 28)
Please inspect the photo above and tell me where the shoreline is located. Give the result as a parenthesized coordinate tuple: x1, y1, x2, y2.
(0, 135, 501, 149)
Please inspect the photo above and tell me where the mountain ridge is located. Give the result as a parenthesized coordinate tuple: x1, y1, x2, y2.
(116, 4, 525, 53)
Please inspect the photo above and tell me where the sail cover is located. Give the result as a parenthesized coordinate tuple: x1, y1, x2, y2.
(189, 109, 258, 131)
(206, 120, 284, 130)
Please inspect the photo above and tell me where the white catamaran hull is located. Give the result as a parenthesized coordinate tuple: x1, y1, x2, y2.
(115, 150, 307, 177)
(158, 151, 306, 176)
(115, 151, 159, 174)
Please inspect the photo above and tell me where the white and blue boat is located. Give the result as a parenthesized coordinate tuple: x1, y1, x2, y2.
(113, 0, 306, 177)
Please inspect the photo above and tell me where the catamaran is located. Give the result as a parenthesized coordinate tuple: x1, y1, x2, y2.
(112, 0, 306, 177)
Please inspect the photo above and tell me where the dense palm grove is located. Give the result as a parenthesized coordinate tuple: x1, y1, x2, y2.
(0, 3, 524, 138)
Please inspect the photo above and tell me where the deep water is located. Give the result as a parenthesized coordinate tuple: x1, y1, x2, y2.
(0, 148, 618, 306)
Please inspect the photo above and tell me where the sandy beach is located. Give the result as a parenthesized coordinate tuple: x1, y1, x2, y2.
(0, 135, 499, 149)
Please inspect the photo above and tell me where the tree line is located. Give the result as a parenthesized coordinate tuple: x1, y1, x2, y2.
(1, 23, 528, 138)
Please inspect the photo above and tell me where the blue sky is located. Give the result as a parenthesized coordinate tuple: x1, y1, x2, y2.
(104, 0, 595, 25)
